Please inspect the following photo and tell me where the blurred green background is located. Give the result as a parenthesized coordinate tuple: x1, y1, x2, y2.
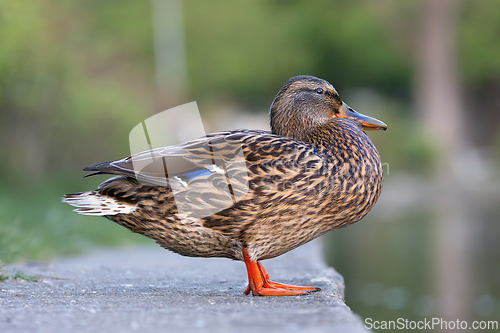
(1, 0, 499, 331)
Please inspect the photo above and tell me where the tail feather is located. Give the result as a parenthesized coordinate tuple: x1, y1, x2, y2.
(83, 160, 137, 179)
(62, 191, 137, 216)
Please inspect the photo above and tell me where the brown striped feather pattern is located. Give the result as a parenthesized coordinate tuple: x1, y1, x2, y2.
(63, 75, 385, 263)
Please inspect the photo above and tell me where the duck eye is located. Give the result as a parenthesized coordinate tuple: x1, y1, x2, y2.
(315, 88, 324, 94)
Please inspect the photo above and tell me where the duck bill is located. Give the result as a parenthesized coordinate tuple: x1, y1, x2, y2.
(336, 103, 387, 131)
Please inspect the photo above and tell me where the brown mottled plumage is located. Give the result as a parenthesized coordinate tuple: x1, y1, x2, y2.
(63, 75, 387, 296)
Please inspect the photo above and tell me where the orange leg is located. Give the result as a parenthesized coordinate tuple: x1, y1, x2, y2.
(243, 247, 321, 296)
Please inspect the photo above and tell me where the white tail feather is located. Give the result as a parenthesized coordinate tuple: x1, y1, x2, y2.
(62, 191, 137, 216)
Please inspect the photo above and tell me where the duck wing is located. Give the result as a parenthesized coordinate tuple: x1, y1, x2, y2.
(83, 130, 263, 184)
(84, 129, 324, 219)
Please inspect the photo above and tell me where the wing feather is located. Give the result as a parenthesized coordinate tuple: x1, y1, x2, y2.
(84, 129, 324, 220)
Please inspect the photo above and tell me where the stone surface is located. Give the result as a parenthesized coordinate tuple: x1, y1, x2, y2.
(0, 240, 369, 333)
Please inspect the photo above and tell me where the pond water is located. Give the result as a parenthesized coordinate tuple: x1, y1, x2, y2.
(324, 176, 500, 332)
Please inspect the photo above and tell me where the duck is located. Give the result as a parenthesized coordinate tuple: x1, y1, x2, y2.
(63, 75, 387, 296)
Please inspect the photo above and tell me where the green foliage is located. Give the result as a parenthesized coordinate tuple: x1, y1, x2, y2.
(342, 90, 436, 174)
(371, 108, 436, 175)
(460, 0, 500, 85)
(184, 0, 411, 102)
(0, 270, 39, 282)
(0, 178, 153, 264)
(0, 0, 155, 184)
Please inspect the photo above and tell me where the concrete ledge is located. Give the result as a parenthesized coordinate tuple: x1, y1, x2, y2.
(0, 240, 369, 333)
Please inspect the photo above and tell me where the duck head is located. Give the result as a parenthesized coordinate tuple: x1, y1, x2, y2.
(270, 75, 387, 141)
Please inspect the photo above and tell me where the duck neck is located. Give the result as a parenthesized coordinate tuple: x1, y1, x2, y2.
(305, 119, 377, 160)
(270, 102, 329, 142)
(301, 119, 354, 144)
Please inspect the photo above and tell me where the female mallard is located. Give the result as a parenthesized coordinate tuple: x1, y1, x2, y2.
(63, 75, 386, 296)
